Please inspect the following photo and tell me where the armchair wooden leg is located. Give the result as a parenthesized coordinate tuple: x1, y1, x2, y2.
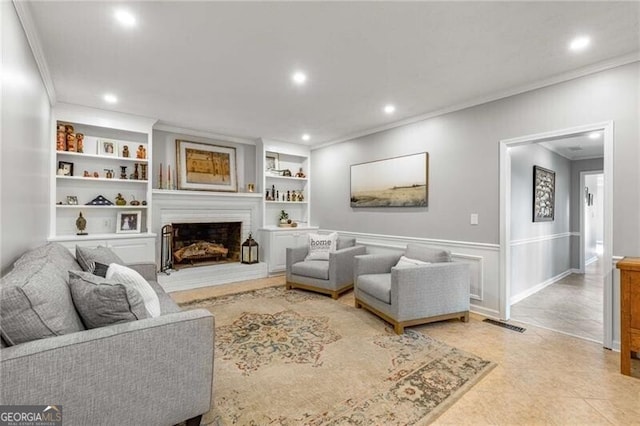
(185, 415, 202, 426)
(331, 291, 339, 300)
(393, 323, 404, 334)
(461, 312, 469, 322)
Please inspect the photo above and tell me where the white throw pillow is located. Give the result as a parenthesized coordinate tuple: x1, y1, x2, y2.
(394, 255, 431, 269)
(305, 232, 338, 261)
(105, 263, 161, 318)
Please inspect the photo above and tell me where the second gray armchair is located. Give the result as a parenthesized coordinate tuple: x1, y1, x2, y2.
(354, 244, 470, 334)
(286, 236, 366, 299)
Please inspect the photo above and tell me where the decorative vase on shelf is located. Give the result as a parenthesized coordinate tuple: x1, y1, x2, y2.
(76, 212, 87, 236)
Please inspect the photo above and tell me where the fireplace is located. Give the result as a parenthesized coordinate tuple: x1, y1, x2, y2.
(170, 222, 242, 269)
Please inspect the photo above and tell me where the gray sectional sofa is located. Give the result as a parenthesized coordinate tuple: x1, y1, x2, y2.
(0, 243, 214, 426)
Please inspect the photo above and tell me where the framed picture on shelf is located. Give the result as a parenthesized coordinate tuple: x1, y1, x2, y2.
(532, 165, 555, 222)
(66, 195, 78, 205)
(176, 140, 238, 192)
(97, 139, 117, 156)
(350, 152, 429, 208)
(116, 211, 141, 234)
(58, 161, 74, 176)
(265, 152, 279, 173)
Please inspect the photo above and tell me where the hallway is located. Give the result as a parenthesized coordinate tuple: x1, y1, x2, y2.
(510, 259, 603, 342)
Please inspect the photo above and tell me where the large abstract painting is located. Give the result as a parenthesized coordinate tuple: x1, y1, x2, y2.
(350, 152, 428, 208)
(532, 165, 555, 222)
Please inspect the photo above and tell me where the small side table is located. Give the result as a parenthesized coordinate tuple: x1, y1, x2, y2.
(616, 257, 640, 376)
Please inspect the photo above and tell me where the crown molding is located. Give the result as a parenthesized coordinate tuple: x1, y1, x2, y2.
(13, 0, 56, 106)
(153, 123, 258, 146)
(312, 53, 640, 151)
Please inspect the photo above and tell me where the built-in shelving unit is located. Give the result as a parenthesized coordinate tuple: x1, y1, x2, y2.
(49, 103, 157, 262)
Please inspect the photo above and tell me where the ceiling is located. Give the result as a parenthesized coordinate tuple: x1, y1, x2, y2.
(25, 1, 640, 146)
(540, 132, 604, 160)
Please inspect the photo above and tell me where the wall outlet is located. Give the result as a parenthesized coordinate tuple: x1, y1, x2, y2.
(470, 213, 479, 225)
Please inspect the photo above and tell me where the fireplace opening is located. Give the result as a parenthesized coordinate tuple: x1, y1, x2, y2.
(171, 222, 241, 269)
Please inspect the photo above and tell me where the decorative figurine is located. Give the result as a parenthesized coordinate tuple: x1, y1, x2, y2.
(130, 195, 140, 206)
(115, 193, 127, 206)
(66, 133, 76, 152)
(93, 171, 99, 178)
(133, 163, 139, 180)
(56, 130, 66, 151)
(140, 163, 147, 181)
(76, 133, 84, 153)
(141, 200, 147, 206)
(295, 168, 306, 178)
(122, 145, 130, 158)
(104, 169, 114, 179)
(283, 169, 292, 177)
(136, 145, 146, 159)
(120, 166, 128, 180)
(83, 171, 90, 177)
(76, 212, 87, 236)
(287, 190, 290, 201)
(159, 163, 163, 189)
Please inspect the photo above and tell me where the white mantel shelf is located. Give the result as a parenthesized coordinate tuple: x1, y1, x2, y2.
(152, 189, 262, 198)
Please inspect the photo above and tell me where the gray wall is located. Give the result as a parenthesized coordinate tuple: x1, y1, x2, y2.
(311, 62, 640, 259)
(152, 130, 256, 192)
(1, 3, 52, 274)
(569, 158, 604, 268)
(509, 144, 571, 299)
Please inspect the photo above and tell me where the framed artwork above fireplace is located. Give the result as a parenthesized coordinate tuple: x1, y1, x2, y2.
(176, 140, 238, 192)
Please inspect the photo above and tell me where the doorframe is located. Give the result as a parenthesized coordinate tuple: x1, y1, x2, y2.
(499, 121, 613, 348)
(580, 170, 604, 273)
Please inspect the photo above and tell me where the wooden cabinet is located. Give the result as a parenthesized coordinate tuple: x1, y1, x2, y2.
(259, 227, 318, 273)
(616, 257, 640, 377)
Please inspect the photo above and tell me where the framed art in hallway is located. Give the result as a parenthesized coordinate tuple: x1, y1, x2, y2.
(532, 165, 555, 222)
(176, 140, 237, 192)
(350, 152, 428, 208)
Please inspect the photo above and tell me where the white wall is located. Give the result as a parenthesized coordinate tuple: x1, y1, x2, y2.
(1, 2, 52, 274)
(570, 158, 603, 268)
(509, 143, 571, 302)
(311, 62, 639, 318)
(584, 173, 603, 263)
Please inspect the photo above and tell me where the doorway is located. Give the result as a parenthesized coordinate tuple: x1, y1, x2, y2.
(499, 122, 613, 348)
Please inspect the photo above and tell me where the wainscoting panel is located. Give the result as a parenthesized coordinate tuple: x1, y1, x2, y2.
(321, 230, 501, 318)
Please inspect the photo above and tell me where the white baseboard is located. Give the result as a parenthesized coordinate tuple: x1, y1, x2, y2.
(470, 304, 501, 320)
(509, 269, 573, 305)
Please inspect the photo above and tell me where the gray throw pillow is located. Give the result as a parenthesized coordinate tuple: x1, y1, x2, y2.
(76, 245, 124, 273)
(0, 261, 86, 346)
(92, 262, 110, 278)
(68, 271, 149, 329)
(405, 244, 452, 263)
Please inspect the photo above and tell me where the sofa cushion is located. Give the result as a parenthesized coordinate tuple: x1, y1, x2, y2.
(76, 245, 125, 273)
(147, 280, 182, 315)
(306, 232, 337, 261)
(13, 242, 82, 281)
(106, 263, 161, 318)
(405, 244, 451, 263)
(0, 261, 85, 346)
(291, 260, 330, 280)
(92, 262, 110, 278)
(68, 271, 149, 329)
(395, 255, 430, 269)
(357, 273, 392, 304)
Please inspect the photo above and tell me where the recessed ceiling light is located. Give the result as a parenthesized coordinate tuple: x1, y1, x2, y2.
(384, 104, 396, 114)
(301, 134, 310, 141)
(292, 71, 307, 85)
(115, 9, 136, 27)
(588, 131, 601, 139)
(569, 36, 590, 52)
(103, 93, 118, 104)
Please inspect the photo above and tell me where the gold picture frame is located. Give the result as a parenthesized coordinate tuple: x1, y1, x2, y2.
(176, 140, 237, 192)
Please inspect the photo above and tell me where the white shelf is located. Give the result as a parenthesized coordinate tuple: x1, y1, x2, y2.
(265, 201, 308, 204)
(56, 151, 148, 163)
(48, 232, 157, 242)
(152, 189, 262, 198)
(56, 205, 148, 209)
(265, 174, 308, 182)
(56, 176, 148, 184)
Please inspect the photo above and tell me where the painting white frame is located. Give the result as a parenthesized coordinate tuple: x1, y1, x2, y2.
(116, 211, 142, 234)
(97, 139, 117, 156)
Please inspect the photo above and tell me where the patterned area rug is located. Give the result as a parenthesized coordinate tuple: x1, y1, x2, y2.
(181, 286, 495, 425)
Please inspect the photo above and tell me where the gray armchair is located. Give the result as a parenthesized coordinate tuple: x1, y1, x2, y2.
(286, 237, 366, 299)
(354, 244, 470, 334)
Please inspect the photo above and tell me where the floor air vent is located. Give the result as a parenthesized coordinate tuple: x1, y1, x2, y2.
(483, 318, 526, 333)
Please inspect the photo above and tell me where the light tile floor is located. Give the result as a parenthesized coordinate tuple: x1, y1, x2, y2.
(171, 275, 640, 425)
(511, 259, 604, 342)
